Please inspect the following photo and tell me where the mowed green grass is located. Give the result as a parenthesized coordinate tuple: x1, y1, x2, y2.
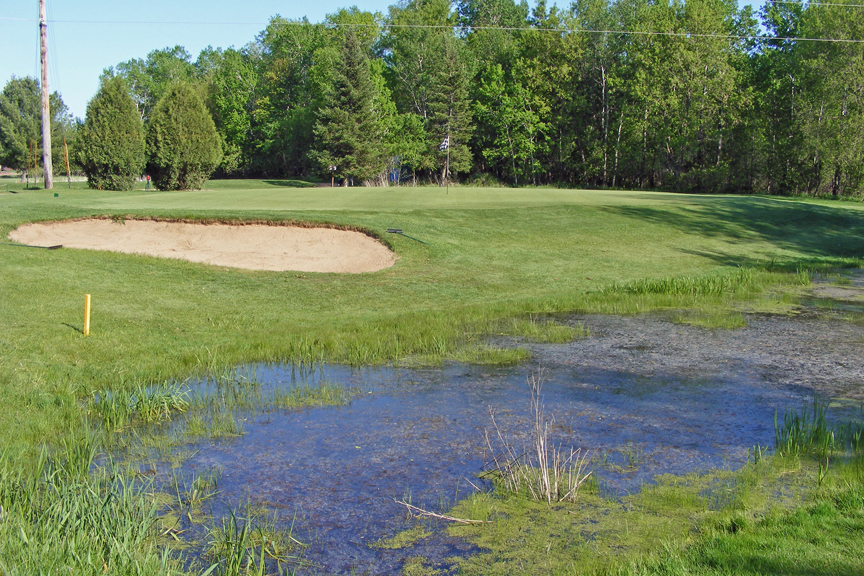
(2, 181, 864, 454)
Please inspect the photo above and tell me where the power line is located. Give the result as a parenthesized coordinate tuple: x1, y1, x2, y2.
(768, 0, 864, 7)
(2, 15, 863, 44)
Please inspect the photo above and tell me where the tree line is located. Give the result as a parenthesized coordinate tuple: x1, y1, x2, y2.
(2, 0, 863, 194)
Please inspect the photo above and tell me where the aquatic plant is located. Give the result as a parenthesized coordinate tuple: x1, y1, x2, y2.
(483, 371, 592, 504)
(92, 380, 190, 430)
(774, 400, 864, 458)
(205, 508, 306, 576)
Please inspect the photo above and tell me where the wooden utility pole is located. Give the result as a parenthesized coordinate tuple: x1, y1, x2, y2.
(39, 0, 53, 189)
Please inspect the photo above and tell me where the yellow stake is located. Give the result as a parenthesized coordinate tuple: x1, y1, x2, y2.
(84, 294, 91, 336)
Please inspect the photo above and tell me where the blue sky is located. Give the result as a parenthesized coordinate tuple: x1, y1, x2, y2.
(1, 0, 765, 119)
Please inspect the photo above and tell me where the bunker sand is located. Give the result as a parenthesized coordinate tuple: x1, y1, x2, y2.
(9, 219, 397, 273)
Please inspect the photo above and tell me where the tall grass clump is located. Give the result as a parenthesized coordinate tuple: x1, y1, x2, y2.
(600, 267, 756, 297)
(0, 447, 181, 575)
(483, 372, 592, 504)
(206, 509, 306, 576)
(775, 400, 864, 458)
(91, 380, 190, 431)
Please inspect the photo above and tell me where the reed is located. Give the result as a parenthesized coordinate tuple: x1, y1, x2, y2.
(483, 372, 592, 504)
(773, 400, 864, 458)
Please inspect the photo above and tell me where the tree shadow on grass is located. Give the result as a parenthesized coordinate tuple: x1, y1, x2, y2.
(602, 197, 864, 261)
(262, 179, 317, 188)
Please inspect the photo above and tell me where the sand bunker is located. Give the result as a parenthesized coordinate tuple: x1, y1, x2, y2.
(9, 219, 397, 273)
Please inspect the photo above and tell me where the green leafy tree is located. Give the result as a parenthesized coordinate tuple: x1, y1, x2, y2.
(0, 76, 73, 175)
(77, 77, 145, 191)
(751, 1, 808, 194)
(459, 0, 529, 70)
(198, 47, 258, 175)
(473, 64, 547, 185)
(311, 31, 387, 184)
(796, 1, 864, 195)
(146, 83, 222, 190)
(252, 17, 330, 176)
(504, 2, 581, 184)
(387, 112, 428, 183)
(384, 0, 475, 181)
(106, 46, 197, 124)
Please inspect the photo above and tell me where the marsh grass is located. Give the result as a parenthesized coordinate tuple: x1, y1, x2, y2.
(599, 267, 758, 297)
(92, 381, 190, 431)
(447, 402, 864, 576)
(448, 453, 855, 576)
(774, 399, 864, 458)
(0, 446, 183, 576)
(270, 380, 353, 409)
(98, 368, 356, 467)
(830, 273, 854, 286)
(671, 309, 748, 329)
(493, 316, 589, 343)
(205, 508, 306, 576)
(483, 372, 592, 504)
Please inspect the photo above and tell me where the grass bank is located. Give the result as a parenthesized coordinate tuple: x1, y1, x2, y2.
(2, 180, 864, 574)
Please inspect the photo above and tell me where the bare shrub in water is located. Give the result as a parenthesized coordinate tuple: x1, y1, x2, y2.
(484, 371, 591, 504)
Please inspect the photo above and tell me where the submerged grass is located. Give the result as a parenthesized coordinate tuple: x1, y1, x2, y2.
(105, 370, 358, 469)
(370, 526, 432, 550)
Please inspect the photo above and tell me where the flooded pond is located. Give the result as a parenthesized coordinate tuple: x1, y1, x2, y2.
(172, 311, 864, 574)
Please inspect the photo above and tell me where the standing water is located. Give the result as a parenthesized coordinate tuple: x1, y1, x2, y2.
(175, 313, 864, 574)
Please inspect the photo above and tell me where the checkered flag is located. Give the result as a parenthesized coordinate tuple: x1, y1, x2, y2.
(439, 136, 450, 151)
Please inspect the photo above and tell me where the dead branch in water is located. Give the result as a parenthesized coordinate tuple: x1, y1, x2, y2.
(393, 499, 490, 524)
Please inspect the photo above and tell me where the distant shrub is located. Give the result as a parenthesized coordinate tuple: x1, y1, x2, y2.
(146, 84, 221, 190)
(77, 76, 145, 191)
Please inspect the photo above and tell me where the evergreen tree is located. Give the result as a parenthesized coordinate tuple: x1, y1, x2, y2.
(146, 83, 222, 190)
(426, 33, 475, 182)
(311, 31, 387, 185)
(77, 76, 145, 191)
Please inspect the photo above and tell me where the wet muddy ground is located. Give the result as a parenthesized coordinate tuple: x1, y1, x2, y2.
(174, 282, 864, 575)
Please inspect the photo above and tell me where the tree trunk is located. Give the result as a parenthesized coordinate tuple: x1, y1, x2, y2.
(612, 111, 623, 188)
